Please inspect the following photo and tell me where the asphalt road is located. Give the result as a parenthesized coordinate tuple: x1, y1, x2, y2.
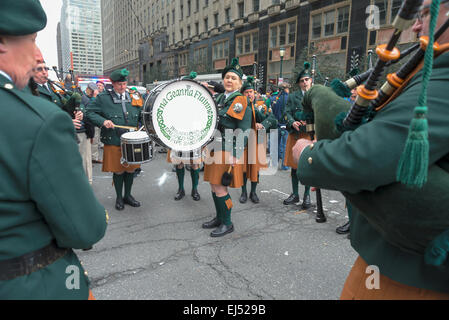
(78, 148, 357, 300)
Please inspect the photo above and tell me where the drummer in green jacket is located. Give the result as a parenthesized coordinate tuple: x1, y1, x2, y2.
(86, 69, 142, 211)
(0, 0, 107, 300)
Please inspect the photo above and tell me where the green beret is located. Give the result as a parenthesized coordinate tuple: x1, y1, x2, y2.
(0, 0, 47, 36)
(110, 69, 129, 82)
(182, 71, 197, 80)
(130, 87, 137, 91)
(222, 58, 243, 79)
(241, 76, 256, 92)
(296, 62, 312, 84)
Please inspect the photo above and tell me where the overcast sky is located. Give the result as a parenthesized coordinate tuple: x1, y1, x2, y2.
(36, 0, 63, 79)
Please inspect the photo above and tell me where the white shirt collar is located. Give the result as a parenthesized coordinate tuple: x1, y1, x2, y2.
(0, 70, 12, 82)
(225, 90, 239, 99)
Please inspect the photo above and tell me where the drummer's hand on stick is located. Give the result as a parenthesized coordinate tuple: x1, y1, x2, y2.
(103, 120, 115, 129)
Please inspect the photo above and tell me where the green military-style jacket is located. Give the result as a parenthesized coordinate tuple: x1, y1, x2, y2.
(0, 74, 108, 299)
(215, 92, 252, 159)
(297, 52, 449, 293)
(86, 90, 142, 146)
(285, 90, 307, 133)
(36, 82, 66, 109)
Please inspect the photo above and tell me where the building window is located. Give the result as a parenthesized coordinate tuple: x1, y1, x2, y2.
(194, 46, 208, 67)
(204, 18, 208, 31)
(213, 40, 229, 60)
(179, 52, 189, 67)
(214, 13, 219, 27)
(225, 8, 231, 23)
(195, 22, 199, 35)
(269, 20, 296, 48)
(238, 2, 244, 18)
(253, 0, 259, 12)
(310, 4, 350, 39)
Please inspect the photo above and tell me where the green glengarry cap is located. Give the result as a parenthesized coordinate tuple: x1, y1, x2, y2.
(110, 69, 129, 82)
(241, 76, 256, 92)
(222, 58, 243, 79)
(182, 71, 197, 80)
(296, 62, 311, 84)
(0, 0, 47, 36)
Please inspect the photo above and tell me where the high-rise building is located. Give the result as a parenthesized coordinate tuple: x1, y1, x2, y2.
(60, 0, 103, 76)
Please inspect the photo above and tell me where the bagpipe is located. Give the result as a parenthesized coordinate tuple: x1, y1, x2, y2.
(300, 0, 449, 266)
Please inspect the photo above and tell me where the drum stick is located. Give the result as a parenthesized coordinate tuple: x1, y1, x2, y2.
(114, 125, 138, 130)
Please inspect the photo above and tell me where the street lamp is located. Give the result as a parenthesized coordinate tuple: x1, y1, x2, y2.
(279, 47, 286, 84)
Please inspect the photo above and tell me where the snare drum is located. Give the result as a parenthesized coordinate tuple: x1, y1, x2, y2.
(120, 131, 154, 165)
(142, 79, 218, 161)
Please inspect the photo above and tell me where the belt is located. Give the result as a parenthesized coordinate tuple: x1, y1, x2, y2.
(0, 242, 70, 281)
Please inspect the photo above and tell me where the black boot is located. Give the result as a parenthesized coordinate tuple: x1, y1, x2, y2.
(210, 224, 234, 237)
(249, 192, 260, 204)
(191, 189, 200, 201)
(283, 193, 299, 205)
(174, 189, 185, 201)
(115, 197, 124, 211)
(301, 194, 312, 210)
(123, 195, 141, 207)
(239, 191, 248, 204)
(202, 218, 221, 229)
(336, 221, 350, 234)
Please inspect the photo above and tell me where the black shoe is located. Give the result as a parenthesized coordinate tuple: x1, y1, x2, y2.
(239, 191, 248, 204)
(249, 192, 260, 204)
(283, 194, 299, 205)
(301, 194, 312, 210)
(123, 195, 141, 207)
(202, 218, 221, 229)
(115, 198, 125, 211)
(210, 224, 234, 237)
(174, 189, 185, 201)
(191, 189, 200, 201)
(336, 221, 350, 234)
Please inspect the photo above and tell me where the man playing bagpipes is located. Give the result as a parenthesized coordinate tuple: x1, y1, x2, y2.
(292, 0, 449, 299)
(239, 76, 278, 204)
(283, 62, 314, 209)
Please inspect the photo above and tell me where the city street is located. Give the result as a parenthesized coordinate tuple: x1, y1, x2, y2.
(78, 148, 357, 300)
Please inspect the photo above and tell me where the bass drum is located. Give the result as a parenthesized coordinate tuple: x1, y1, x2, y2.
(142, 79, 218, 161)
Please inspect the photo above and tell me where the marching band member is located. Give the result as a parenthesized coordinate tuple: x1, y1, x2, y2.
(203, 58, 252, 237)
(292, 0, 449, 299)
(283, 62, 314, 209)
(0, 0, 107, 299)
(168, 72, 201, 202)
(86, 69, 142, 211)
(239, 76, 278, 204)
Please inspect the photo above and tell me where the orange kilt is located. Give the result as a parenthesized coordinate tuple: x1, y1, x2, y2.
(284, 132, 311, 169)
(340, 256, 449, 300)
(102, 145, 141, 173)
(204, 151, 244, 188)
(166, 149, 203, 165)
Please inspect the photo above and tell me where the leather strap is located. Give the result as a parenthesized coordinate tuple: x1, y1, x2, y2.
(0, 242, 70, 281)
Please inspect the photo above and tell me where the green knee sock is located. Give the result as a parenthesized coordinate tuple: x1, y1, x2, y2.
(217, 194, 232, 226)
(251, 182, 258, 193)
(124, 172, 134, 198)
(176, 167, 185, 191)
(191, 168, 200, 191)
(113, 173, 124, 199)
(291, 169, 299, 196)
(241, 173, 248, 194)
(303, 186, 310, 197)
(212, 192, 221, 222)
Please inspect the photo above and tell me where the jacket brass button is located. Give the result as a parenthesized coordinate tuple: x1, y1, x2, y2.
(308, 157, 313, 165)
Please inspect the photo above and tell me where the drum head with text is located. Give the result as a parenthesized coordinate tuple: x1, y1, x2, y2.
(151, 80, 217, 152)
